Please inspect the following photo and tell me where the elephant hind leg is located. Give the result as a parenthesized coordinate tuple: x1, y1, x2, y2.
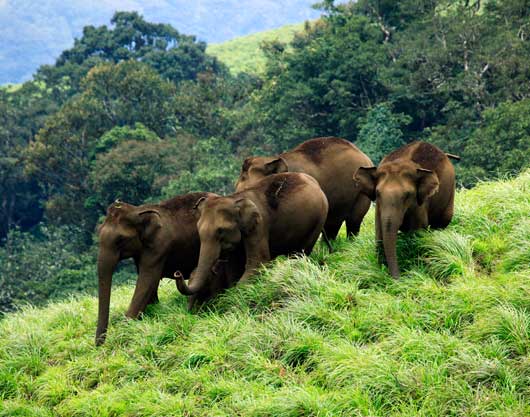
(432, 189, 455, 229)
(346, 194, 371, 237)
(323, 220, 342, 241)
(321, 229, 334, 253)
(304, 217, 329, 256)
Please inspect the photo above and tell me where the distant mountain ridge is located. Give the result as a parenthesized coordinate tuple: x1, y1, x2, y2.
(0, 0, 321, 84)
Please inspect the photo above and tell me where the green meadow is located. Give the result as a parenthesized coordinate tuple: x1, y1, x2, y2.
(1, 171, 529, 416)
(207, 23, 304, 75)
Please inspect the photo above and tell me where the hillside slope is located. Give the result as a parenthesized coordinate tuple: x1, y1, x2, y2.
(207, 23, 305, 75)
(1, 171, 529, 416)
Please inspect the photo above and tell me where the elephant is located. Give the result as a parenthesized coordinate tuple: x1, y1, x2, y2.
(353, 141, 457, 279)
(235, 137, 373, 248)
(175, 172, 328, 299)
(95, 192, 216, 345)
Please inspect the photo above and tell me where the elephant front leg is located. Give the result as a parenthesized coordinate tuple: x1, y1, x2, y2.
(126, 261, 164, 319)
(375, 204, 384, 264)
(239, 236, 270, 283)
(147, 285, 159, 305)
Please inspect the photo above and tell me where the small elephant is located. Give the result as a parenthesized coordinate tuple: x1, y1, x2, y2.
(235, 137, 373, 247)
(354, 141, 457, 278)
(175, 172, 328, 300)
(95, 192, 216, 345)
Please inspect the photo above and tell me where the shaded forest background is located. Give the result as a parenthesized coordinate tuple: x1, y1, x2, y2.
(1, 0, 529, 312)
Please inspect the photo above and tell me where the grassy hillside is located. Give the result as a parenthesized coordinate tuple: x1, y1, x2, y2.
(1, 171, 529, 416)
(207, 23, 305, 75)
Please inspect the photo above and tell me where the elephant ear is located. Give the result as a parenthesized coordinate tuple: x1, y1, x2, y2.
(193, 196, 209, 217)
(264, 157, 288, 175)
(134, 209, 162, 242)
(353, 166, 377, 201)
(416, 168, 440, 206)
(235, 198, 261, 235)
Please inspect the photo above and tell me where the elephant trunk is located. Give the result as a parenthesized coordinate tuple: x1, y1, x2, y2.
(95, 246, 119, 346)
(175, 243, 220, 296)
(381, 211, 403, 279)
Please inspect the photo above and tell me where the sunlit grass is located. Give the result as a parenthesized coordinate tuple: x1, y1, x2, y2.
(207, 23, 305, 75)
(0, 171, 529, 416)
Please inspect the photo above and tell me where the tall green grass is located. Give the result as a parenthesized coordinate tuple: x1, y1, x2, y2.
(1, 171, 529, 416)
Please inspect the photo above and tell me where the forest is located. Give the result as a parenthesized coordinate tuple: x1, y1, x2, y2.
(0, 0, 321, 84)
(1, 0, 530, 313)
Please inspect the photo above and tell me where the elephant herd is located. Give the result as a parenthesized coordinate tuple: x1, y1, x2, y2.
(95, 138, 458, 345)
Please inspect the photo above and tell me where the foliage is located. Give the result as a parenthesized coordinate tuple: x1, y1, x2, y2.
(0, 82, 58, 239)
(162, 137, 240, 197)
(207, 23, 304, 75)
(173, 72, 261, 140)
(0, 171, 529, 415)
(0, 1, 321, 84)
(88, 140, 188, 210)
(24, 60, 178, 229)
(93, 123, 160, 156)
(356, 103, 412, 164)
(35, 11, 224, 99)
(0, 225, 133, 313)
(248, 11, 388, 151)
(460, 99, 530, 185)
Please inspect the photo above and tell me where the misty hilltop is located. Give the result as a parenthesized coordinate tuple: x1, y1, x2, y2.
(0, 0, 320, 84)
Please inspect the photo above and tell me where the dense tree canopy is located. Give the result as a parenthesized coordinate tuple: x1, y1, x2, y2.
(36, 11, 225, 101)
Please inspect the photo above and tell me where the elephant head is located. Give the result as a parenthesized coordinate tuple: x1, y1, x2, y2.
(175, 196, 260, 296)
(235, 156, 288, 191)
(354, 164, 439, 278)
(95, 201, 162, 345)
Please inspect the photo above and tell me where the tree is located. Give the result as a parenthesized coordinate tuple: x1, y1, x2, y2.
(25, 61, 178, 228)
(89, 139, 189, 209)
(36, 11, 225, 100)
(356, 104, 412, 164)
(0, 82, 57, 239)
(247, 6, 389, 152)
(460, 99, 530, 185)
(162, 137, 240, 197)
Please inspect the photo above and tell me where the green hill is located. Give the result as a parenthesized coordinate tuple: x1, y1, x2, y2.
(207, 23, 305, 75)
(1, 171, 529, 416)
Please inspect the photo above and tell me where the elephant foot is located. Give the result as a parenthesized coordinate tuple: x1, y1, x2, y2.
(321, 230, 334, 253)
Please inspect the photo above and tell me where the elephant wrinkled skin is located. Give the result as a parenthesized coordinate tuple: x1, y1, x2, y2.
(95, 192, 216, 345)
(354, 141, 457, 279)
(175, 172, 328, 300)
(235, 137, 373, 245)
